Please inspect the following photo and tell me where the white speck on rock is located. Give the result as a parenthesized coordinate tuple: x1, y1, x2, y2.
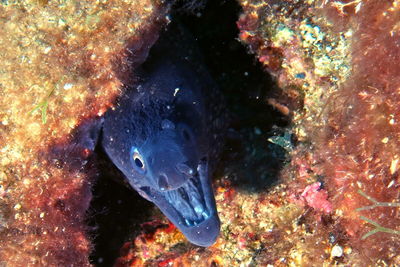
(63, 83, 73, 90)
(331, 244, 343, 258)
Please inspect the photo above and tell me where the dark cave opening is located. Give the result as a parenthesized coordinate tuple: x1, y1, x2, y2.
(89, 1, 289, 266)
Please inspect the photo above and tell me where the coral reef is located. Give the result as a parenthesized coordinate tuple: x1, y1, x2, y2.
(0, 1, 168, 265)
(116, 179, 354, 266)
(117, 0, 400, 265)
(237, 0, 400, 265)
(3, 0, 398, 265)
(317, 0, 400, 262)
(237, 0, 352, 137)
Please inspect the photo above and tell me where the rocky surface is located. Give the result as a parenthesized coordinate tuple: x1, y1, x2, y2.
(0, 1, 168, 265)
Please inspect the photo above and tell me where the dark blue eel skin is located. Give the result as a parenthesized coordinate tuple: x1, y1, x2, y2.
(101, 24, 227, 247)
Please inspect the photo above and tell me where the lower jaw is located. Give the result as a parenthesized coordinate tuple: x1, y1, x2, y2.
(140, 161, 220, 244)
(163, 175, 211, 227)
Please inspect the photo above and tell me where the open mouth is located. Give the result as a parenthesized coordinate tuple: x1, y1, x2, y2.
(139, 160, 220, 246)
(163, 173, 211, 226)
(140, 169, 215, 228)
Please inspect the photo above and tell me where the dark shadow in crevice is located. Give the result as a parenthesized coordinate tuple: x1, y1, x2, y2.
(89, 0, 290, 265)
(88, 146, 154, 267)
(177, 0, 290, 193)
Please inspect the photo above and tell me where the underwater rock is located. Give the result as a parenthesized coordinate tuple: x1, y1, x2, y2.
(317, 1, 400, 263)
(237, 0, 352, 138)
(0, 1, 169, 265)
(238, 0, 400, 265)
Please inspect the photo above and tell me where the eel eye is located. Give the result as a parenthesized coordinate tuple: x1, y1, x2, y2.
(134, 156, 144, 168)
(131, 147, 145, 173)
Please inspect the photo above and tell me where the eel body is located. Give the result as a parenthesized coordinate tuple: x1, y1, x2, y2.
(101, 25, 226, 247)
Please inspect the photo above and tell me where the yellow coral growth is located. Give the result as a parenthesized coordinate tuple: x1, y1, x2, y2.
(0, 0, 168, 265)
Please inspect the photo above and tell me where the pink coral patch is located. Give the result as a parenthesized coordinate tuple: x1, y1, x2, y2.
(300, 182, 333, 214)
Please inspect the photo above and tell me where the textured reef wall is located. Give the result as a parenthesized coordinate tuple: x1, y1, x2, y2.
(237, 0, 400, 265)
(3, 0, 399, 266)
(117, 0, 400, 266)
(318, 0, 400, 262)
(0, 1, 168, 266)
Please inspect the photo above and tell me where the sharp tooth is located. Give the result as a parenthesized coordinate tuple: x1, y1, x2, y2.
(194, 205, 203, 214)
(202, 211, 209, 219)
(185, 219, 193, 226)
(186, 181, 205, 218)
(166, 189, 197, 220)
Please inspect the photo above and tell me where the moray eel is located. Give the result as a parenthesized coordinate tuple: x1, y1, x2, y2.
(101, 25, 226, 247)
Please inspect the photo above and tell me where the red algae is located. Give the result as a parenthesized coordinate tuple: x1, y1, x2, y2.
(291, 182, 333, 214)
(0, 1, 169, 265)
(316, 0, 400, 263)
(237, 0, 400, 265)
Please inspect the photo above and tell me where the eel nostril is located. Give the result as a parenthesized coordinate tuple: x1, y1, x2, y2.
(176, 162, 194, 176)
(158, 174, 169, 191)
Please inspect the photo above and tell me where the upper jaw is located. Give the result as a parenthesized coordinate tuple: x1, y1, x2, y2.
(139, 160, 220, 246)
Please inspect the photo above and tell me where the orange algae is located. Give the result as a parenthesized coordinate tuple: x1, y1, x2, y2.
(0, 1, 168, 265)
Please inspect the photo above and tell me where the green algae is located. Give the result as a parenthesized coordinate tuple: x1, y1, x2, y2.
(359, 216, 400, 240)
(356, 190, 400, 211)
(357, 190, 400, 240)
(28, 87, 55, 124)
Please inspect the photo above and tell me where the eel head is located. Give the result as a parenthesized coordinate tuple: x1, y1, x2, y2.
(128, 120, 220, 247)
